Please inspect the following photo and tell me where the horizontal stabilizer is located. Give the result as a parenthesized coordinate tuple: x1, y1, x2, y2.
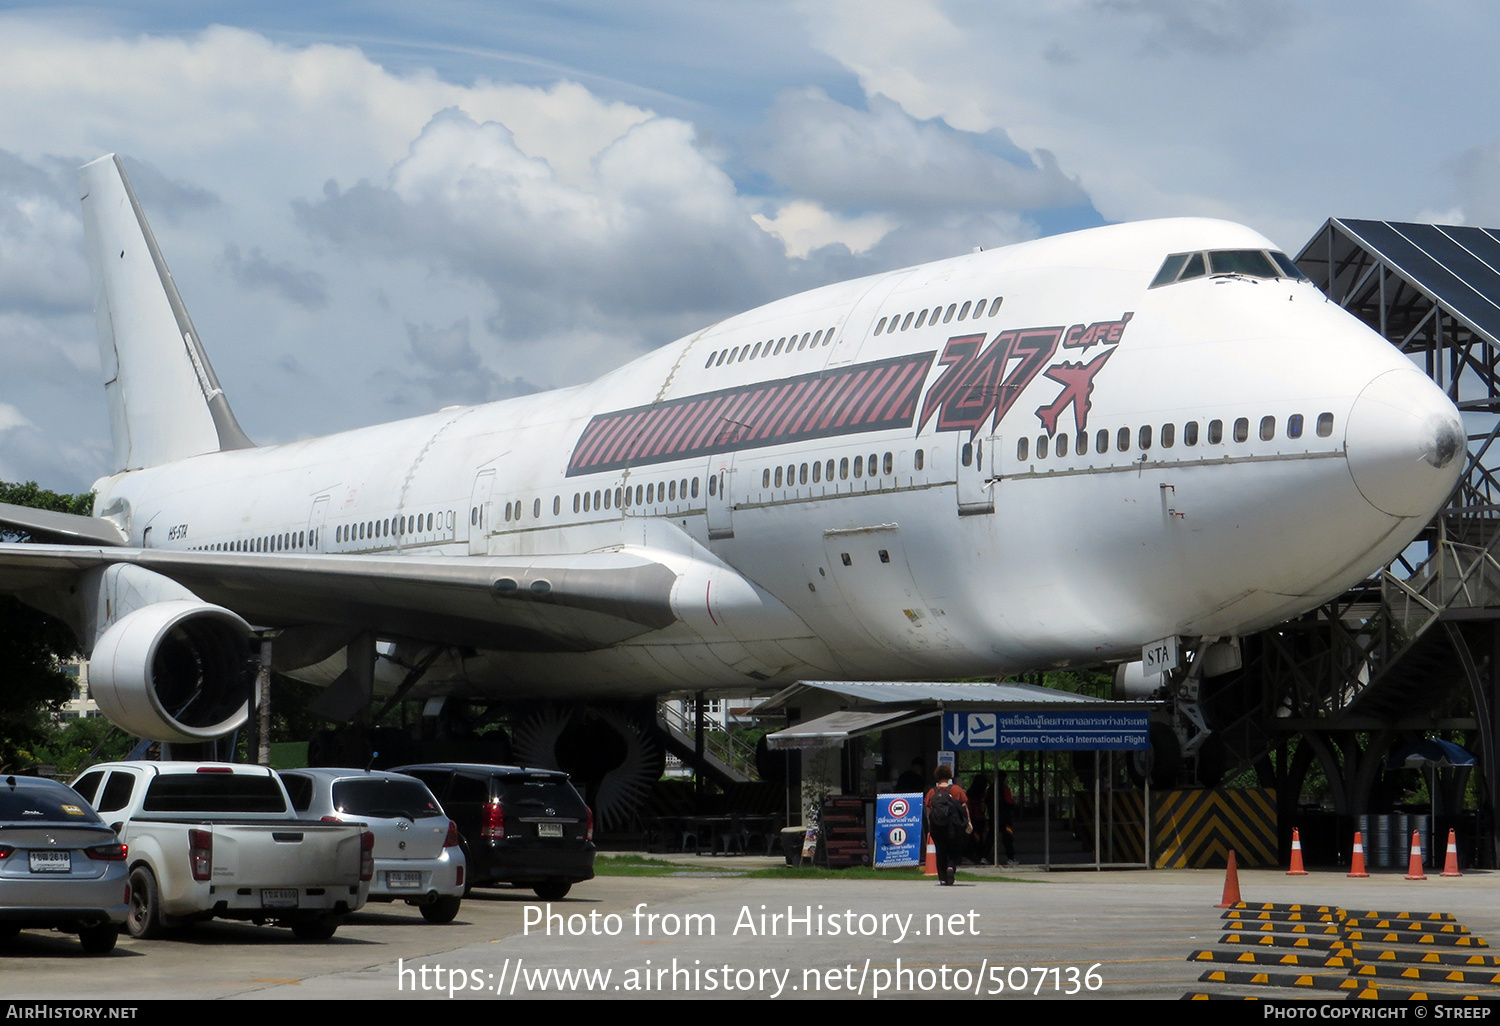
(0, 502, 126, 546)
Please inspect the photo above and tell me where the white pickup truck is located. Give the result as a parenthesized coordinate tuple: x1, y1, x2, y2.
(70, 762, 372, 940)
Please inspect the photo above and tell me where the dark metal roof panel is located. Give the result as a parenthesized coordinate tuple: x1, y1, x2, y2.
(1335, 219, 1500, 344)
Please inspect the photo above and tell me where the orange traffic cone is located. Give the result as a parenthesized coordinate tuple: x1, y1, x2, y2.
(1287, 828, 1309, 875)
(1347, 831, 1369, 878)
(1217, 849, 1241, 908)
(1441, 829, 1462, 877)
(1404, 830, 1426, 880)
(924, 834, 937, 877)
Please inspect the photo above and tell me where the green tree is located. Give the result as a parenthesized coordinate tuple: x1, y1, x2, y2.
(0, 480, 94, 771)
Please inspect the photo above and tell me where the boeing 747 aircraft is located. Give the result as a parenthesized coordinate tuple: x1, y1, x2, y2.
(0, 156, 1466, 772)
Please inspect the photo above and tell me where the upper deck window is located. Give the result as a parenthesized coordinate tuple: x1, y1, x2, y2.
(1149, 249, 1308, 288)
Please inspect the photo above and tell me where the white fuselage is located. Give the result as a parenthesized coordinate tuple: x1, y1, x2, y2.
(88, 218, 1463, 699)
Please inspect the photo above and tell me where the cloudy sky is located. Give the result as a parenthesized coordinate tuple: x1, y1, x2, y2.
(0, 1, 1496, 491)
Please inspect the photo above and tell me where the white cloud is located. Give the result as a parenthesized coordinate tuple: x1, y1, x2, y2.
(753, 200, 893, 258)
(762, 89, 1084, 216)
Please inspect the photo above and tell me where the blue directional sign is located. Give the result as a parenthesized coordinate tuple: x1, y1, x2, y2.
(943, 709, 1149, 750)
(874, 793, 924, 867)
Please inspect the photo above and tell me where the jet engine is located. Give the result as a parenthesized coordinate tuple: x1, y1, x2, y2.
(88, 599, 256, 743)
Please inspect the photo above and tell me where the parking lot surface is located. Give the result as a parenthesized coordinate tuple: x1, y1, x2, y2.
(5, 861, 1500, 1000)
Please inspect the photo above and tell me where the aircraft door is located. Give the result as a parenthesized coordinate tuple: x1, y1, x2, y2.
(706, 453, 735, 540)
(468, 468, 496, 555)
(956, 434, 995, 515)
(308, 495, 329, 552)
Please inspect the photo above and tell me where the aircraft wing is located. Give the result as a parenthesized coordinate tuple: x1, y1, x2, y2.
(0, 544, 678, 652)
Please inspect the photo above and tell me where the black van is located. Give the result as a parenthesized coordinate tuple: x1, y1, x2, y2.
(393, 763, 594, 900)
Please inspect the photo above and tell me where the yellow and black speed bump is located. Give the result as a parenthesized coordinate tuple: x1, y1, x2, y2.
(1218, 932, 1343, 950)
(1353, 963, 1500, 986)
(1222, 909, 1342, 923)
(1186, 901, 1500, 999)
(1344, 916, 1471, 935)
(1197, 969, 1368, 992)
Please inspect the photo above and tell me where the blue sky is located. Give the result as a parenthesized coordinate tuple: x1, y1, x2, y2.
(0, 1, 1496, 490)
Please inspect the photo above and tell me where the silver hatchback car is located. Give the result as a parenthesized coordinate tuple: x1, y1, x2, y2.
(0, 775, 129, 954)
(279, 768, 465, 923)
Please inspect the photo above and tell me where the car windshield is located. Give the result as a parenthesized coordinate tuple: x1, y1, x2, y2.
(332, 778, 442, 819)
(0, 786, 103, 825)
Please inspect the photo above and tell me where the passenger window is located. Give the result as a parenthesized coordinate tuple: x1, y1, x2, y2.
(553, 497, 560, 516)
(1287, 414, 1303, 439)
(1096, 429, 1109, 454)
(534, 498, 541, 518)
(773, 467, 782, 488)
(1317, 412, 1334, 437)
(914, 449, 925, 471)
(900, 312, 914, 331)
(914, 310, 928, 329)
(1208, 419, 1223, 444)
(1117, 427, 1130, 452)
(876, 317, 887, 334)
(943, 304, 956, 324)
(763, 469, 771, 488)
(988, 297, 1003, 316)
(1056, 433, 1068, 457)
(573, 494, 581, 513)
(826, 459, 835, 480)
(958, 301, 972, 320)
(868, 453, 878, 475)
(1184, 421, 1199, 446)
(1076, 431, 1088, 456)
(1161, 423, 1174, 448)
(799, 464, 808, 485)
(1260, 415, 1275, 441)
(1139, 425, 1152, 450)
(1233, 418, 1249, 443)
(1036, 435, 1049, 459)
(583, 492, 591, 512)
(812, 461, 822, 483)
(883, 452, 893, 475)
(1017, 437, 1029, 462)
(958, 445, 970, 469)
(853, 456, 864, 477)
(691, 478, 700, 498)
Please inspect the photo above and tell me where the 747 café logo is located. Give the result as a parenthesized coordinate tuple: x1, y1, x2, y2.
(916, 312, 1132, 439)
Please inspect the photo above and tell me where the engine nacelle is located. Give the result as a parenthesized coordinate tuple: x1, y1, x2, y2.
(88, 600, 255, 743)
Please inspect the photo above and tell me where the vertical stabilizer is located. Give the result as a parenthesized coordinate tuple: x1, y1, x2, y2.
(79, 155, 253, 471)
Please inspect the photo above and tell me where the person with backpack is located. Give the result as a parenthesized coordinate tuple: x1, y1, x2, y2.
(924, 765, 972, 885)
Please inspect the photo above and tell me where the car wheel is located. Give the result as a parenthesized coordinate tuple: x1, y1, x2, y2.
(532, 881, 571, 901)
(420, 895, 462, 924)
(290, 918, 339, 941)
(78, 923, 118, 955)
(126, 866, 164, 940)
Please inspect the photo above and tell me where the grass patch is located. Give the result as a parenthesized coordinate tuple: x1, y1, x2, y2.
(593, 855, 1029, 883)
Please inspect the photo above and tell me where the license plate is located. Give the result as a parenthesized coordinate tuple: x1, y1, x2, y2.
(261, 888, 299, 908)
(537, 822, 563, 838)
(29, 850, 70, 873)
(386, 871, 421, 889)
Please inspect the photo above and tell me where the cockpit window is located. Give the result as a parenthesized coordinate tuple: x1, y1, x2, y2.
(1209, 250, 1278, 278)
(1150, 249, 1308, 288)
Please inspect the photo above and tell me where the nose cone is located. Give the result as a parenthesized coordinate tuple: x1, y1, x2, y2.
(1345, 367, 1464, 518)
